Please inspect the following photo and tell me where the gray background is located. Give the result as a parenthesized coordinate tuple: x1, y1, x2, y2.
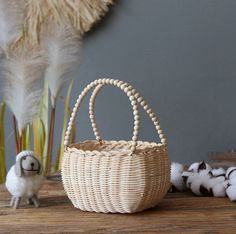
(2, 0, 236, 169)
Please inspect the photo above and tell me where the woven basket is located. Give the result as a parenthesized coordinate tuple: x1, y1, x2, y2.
(62, 79, 170, 213)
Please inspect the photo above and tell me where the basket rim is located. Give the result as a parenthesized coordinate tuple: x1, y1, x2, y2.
(65, 140, 165, 155)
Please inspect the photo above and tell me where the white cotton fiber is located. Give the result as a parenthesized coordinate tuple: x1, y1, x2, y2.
(211, 181, 227, 197)
(204, 176, 225, 191)
(171, 162, 186, 191)
(187, 169, 211, 196)
(226, 167, 236, 180)
(226, 184, 236, 201)
(210, 168, 225, 177)
(188, 161, 212, 172)
(229, 176, 236, 185)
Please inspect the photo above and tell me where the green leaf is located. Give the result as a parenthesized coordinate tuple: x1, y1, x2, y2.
(21, 124, 31, 150)
(56, 81, 74, 171)
(32, 81, 49, 175)
(0, 103, 6, 184)
(33, 118, 45, 161)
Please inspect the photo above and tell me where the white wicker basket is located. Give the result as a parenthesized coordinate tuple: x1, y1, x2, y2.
(62, 79, 170, 213)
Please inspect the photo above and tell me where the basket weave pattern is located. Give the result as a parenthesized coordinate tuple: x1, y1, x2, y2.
(62, 79, 170, 213)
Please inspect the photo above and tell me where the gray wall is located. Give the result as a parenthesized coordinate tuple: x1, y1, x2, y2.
(2, 0, 236, 169)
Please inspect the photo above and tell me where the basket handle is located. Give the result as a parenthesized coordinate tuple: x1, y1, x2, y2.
(64, 79, 167, 154)
(64, 79, 141, 153)
(89, 83, 167, 146)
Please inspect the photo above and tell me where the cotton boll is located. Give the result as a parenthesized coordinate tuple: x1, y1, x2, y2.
(188, 162, 201, 172)
(229, 176, 236, 185)
(205, 175, 225, 192)
(203, 168, 227, 197)
(182, 171, 192, 188)
(210, 168, 225, 177)
(226, 167, 236, 180)
(187, 169, 211, 196)
(211, 180, 227, 197)
(188, 161, 212, 173)
(226, 184, 236, 201)
(170, 162, 186, 191)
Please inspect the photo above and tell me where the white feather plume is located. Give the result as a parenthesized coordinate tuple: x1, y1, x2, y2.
(0, 0, 24, 51)
(43, 25, 82, 107)
(1, 45, 47, 135)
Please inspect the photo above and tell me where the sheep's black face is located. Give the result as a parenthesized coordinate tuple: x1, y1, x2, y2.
(21, 156, 41, 176)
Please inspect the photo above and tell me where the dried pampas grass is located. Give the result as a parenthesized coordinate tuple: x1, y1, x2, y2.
(1, 41, 47, 136)
(42, 24, 82, 107)
(23, 0, 113, 45)
(0, 0, 25, 52)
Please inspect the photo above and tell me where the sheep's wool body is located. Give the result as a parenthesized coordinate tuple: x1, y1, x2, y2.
(5, 166, 44, 198)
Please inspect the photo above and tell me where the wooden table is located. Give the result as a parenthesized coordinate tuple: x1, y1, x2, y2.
(0, 180, 235, 233)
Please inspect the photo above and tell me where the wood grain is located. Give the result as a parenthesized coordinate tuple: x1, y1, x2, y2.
(0, 180, 236, 233)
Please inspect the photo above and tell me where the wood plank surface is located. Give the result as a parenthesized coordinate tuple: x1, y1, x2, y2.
(0, 180, 236, 234)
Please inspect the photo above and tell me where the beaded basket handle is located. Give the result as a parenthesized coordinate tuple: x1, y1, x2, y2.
(89, 82, 166, 146)
(64, 79, 167, 154)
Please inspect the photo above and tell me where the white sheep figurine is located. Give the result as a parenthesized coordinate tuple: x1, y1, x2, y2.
(5, 151, 44, 209)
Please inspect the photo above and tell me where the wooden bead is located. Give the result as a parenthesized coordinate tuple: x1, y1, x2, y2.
(159, 134, 164, 139)
(151, 117, 157, 122)
(140, 101, 145, 106)
(113, 80, 119, 85)
(137, 97, 143, 102)
(78, 94, 83, 100)
(129, 95, 135, 101)
(149, 112, 155, 118)
(117, 81, 123, 87)
(161, 138, 166, 144)
(134, 125, 139, 131)
(132, 135, 138, 141)
(120, 84, 126, 90)
(127, 91, 132, 96)
(124, 87, 129, 92)
(143, 104, 148, 110)
(73, 107, 77, 113)
(87, 84, 92, 89)
(109, 79, 114, 84)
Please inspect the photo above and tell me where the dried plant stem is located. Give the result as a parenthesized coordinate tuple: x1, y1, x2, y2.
(12, 115, 19, 153)
(46, 102, 56, 175)
(0, 103, 6, 183)
(18, 134, 22, 152)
